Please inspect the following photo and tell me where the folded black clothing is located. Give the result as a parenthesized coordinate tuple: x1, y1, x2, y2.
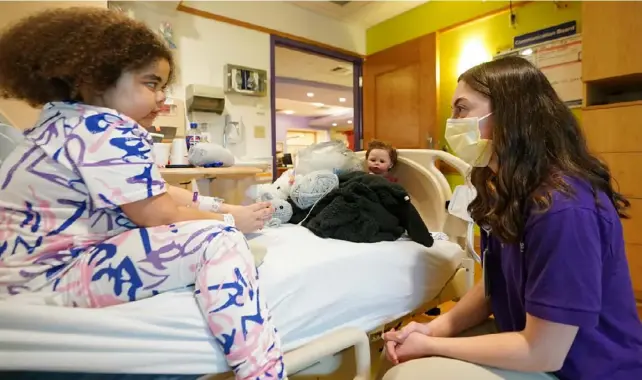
(288, 171, 433, 247)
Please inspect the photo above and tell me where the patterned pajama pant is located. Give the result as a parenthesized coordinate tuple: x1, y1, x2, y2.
(45, 220, 286, 380)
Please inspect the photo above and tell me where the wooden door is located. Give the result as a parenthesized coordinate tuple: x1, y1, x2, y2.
(582, 1, 642, 82)
(362, 33, 438, 149)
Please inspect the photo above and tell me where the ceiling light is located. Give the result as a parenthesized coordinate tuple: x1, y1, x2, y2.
(338, 97, 346, 103)
(332, 123, 338, 127)
(306, 92, 315, 97)
(347, 120, 353, 124)
(520, 48, 533, 56)
(283, 110, 295, 115)
(311, 102, 325, 107)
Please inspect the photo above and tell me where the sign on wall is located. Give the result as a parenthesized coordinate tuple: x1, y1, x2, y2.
(513, 21, 577, 49)
(496, 27, 582, 108)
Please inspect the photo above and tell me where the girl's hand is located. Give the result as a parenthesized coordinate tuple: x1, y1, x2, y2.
(228, 202, 273, 233)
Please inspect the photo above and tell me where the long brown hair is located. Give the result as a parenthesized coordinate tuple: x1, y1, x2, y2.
(462, 56, 629, 243)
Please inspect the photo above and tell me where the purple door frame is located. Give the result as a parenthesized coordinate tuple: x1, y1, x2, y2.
(269, 34, 364, 180)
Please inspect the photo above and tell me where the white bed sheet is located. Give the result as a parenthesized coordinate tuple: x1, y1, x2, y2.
(0, 225, 464, 374)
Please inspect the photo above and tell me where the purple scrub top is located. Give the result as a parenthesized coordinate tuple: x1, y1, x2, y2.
(481, 176, 642, 380)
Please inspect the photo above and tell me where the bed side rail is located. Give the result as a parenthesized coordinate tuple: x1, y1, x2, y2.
(285, 326, 370, 380)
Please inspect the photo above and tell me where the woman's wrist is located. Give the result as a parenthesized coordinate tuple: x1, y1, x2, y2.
(429, 313, 457, 337)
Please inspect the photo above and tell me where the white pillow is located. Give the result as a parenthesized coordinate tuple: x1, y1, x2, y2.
(0, 123, 24, 166)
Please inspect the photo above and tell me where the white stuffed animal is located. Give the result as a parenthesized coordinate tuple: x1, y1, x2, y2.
(265, 197, 293, 228)
(247, 169, 295, 201)
(272, 169, 295, 199)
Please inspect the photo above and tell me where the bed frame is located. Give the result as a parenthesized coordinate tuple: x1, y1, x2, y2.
(200, 149, 477, 380)
(0, 148, 474, 380)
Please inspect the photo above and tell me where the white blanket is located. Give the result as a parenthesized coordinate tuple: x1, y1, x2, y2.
(0, 225, 464, 374)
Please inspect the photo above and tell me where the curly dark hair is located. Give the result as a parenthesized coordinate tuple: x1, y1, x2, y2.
(366, 140, 398, 167)
(462, 56, 629, 243)
(0, 7, 175, 106)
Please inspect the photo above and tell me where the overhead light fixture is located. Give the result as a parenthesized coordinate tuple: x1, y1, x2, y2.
(520, 48, 533, 56)
(283, 110, 295, 115)
(306, 92, 315, 97)
(311, 102, 325, 107)
(347, 120, 353, 124)
(338, 97, 346, 103)
(332, 123, 338, 127)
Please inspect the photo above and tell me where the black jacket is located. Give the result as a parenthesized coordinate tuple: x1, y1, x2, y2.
(288, 171, 433, 247)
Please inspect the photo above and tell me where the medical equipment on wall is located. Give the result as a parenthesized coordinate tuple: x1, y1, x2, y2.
(224, 64, 267, 97)
(222, 114, 243, 148)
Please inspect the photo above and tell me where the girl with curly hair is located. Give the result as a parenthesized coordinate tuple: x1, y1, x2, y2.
(0, 7, 285, 380)
(382, 57, 642, 379)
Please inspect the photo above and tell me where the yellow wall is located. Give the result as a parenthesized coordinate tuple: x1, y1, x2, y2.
(437, 1, 582, 142)
(367, 1, 583, 189)
(367, 1, 519, 54)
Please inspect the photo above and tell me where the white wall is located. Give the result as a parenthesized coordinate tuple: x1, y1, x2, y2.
(118, 1, 273, 159)
(118, 0, 365, 160)
(183, 0, 366, 55)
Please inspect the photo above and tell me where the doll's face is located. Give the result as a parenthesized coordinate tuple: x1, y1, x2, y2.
(367, 148, 392, 175)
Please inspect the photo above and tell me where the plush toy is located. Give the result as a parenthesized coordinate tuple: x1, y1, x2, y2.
(290, 170, 339, 210)
(247, 169, 295, 202)
(265, 197, 293, 228)
(272, 169, 295, 199)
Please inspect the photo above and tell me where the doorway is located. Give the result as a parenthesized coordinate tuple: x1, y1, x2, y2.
(270, 35, 363, 179)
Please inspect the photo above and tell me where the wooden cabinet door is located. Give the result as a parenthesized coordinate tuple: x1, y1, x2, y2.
(582, 1, 642, 82)
(583, 104, 642, 320)
(362, 33, 438, 149)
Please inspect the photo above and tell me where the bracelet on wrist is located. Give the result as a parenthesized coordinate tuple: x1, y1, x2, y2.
(223, 213, 235, 226)
(193, 192, 224, 213)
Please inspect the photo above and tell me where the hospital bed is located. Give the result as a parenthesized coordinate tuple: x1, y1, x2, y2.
(0, 148, 476, 380)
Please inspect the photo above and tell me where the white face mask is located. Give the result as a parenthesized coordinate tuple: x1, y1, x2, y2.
(445, 113, 493, 167)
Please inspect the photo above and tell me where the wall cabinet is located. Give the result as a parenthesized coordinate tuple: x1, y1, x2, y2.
(582, 0, 642, 319)
(582, 1, 642, 82)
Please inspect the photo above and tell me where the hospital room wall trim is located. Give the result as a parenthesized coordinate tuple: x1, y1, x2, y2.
(175, 1, 364, 59)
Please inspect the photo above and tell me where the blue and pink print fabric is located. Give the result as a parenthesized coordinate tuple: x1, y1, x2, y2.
(0, 102, 285, 379)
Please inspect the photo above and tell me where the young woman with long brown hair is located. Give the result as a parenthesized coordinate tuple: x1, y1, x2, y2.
(382, 56, 642, 380)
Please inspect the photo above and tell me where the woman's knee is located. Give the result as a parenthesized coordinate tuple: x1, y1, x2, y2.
(383, 357, 499, 380)
(383, 357, 553, 380)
